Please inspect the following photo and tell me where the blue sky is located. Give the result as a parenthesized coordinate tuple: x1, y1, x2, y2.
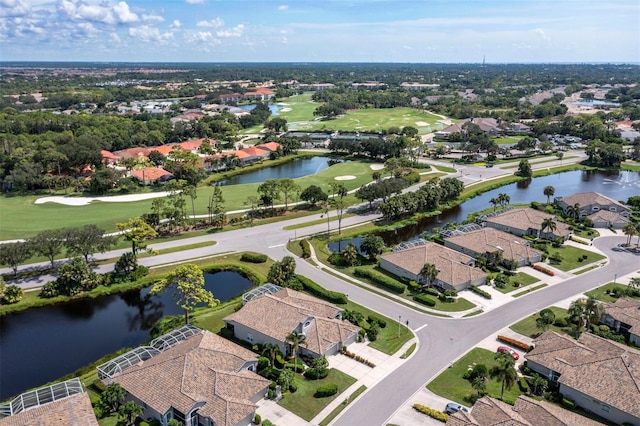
(0, 0, 638, 63)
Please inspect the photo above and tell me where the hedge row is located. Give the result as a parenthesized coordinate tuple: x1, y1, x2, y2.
(315, 384, 339, 398)
(412, 404, 449, 423)
(497, 335, 534, 352)
(300, 239, 311, 259)
(533, 264, 555, 276)
(367, 314, 387, 328)
(413, 293, 436, 307)
(354, 268, 405, 294)
(294, 274, 348, 304)
(570, 236, 590, 245)
(470, 285, 492, 299)
(240, 252, 268, 263)
(341, 349, 376, 368)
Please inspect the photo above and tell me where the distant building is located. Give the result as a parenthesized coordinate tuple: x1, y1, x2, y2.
(130, 167, 174, 185)
(400, 82, 441, 91)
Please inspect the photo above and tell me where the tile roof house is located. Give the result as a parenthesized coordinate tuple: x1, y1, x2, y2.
(446, 395, 602, 426)
(219, 93, 243, 103)
(555, 192, 631, 228)
(379, 242, 487, 291)
(255, 142, 282, 152)
(601, 297, 640, 347)
(435, 118, 502, 139)
(243, 88, 274, 101)
(482, 208, 571, 242)
(444, 227, 543, 268)
(101, 149, 120, 165)
(130, 167, 174, 185)
(101, 327, 269, 426)
(224, 286, 359, 358)
(0, 378, 98, 426)
(239, 146, 271, 163)
(525, 331, 640, 426)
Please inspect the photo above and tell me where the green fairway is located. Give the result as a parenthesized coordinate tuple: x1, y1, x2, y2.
(277, 92, 319, 123)
(0, 158, 377, 240)
(493, 136, 523, 145)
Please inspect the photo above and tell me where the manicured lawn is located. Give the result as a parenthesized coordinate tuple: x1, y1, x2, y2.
(0, 158, 377, 240)
(584, 282, 640, 303)
(432, 164, 457, 173)
(277, 368, 357, 422)
(548, 245, 605, 272)
(495, 272, 539, 294)
(276, 92, 319, 124)
(426, 348, 523, 405)
(493, 136, 523, 145)
(318, 384, 366, 426)
(572, 228, 599, 239)
(508, 306, 569, 338)
(621, 162, 640, 172)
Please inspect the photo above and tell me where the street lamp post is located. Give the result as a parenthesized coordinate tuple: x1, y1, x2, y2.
(398, 315, 402, 337)
(614, 274, 617, 284)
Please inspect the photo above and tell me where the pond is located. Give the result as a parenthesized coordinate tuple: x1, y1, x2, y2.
(573, 100, 620, 107)
(0, 271, 253, 401)
(328, 170, 640, 251)
(236, 103, 283, 115)
(217, 156, 331, 186)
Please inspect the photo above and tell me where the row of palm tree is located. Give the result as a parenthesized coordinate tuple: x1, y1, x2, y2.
(568, 297, 604, 338)
(489, 193, 511, 212)
(623, 223, 640, 247)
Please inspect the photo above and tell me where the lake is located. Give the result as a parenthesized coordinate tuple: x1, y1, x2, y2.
(0, 271, 254, 401)
(217, 156, 331, 186)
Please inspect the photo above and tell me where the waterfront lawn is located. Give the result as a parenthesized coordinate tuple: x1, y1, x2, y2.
(495, 272, 539, 294)
(548, 245, 605, 272)
(508, 306, 569, 338)
(426, 348, 523, 405)
(277, 368, 356, 422)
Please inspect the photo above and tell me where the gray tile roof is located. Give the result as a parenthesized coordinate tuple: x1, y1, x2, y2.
(556, 192, 628, 210)
(445, 228, 542, 263)
(0, 393, 98, 426)
(485, 208, 571, 238)
(604, 297, 640, 336)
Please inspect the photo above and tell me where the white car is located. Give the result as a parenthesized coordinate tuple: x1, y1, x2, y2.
(445, 402, 470, 414)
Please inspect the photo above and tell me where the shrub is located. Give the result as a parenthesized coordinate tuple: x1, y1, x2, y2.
(561, 397, 576, 409)
(533, 264, 555, 276)
(554, 317, 568, 327)
(518, 376, 529, 392)
(241, 252, 268, 263)
(412, 404, 449, 423)
(253, 414, 262, 425)
(267, 389, 276, 400)
(582, 254, 588, 260)
(424, 287, 439, 296)
(285, 362, 306, 373)
(497, 335, 533, 352)
(354, 268, 405, 294)
(274, 354, 285, 369)
(3, 285, 24, 304)
(401, 171, 420, 184)
(314, 384, 338, 398)
(367, 315, 387, 328)
(300, 239, 311, 259)
(262, 421, 275, 426)
(470, 286, 492, 299)
(413, 293, 436, 306)
(295, 274, 348, 304)
(39, 282, 60, 298)
(408, 280, 422, 291)
(289, 382, 297, 393)
(304, 368, 329, 380)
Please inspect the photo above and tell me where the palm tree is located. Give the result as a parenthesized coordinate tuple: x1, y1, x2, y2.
(543, 185, 555, 204)
(540, 218, 557, 239)
(498, 193, 510, 207)
(419, 263, 438, 287)
(568, 299, 586, 338)
(567, 202, 581, 221)
(489, 353, 517, 400)
(286, 330, 306, 372)
(262, 342, 281, 368)
(490, 197, 499, 212)
(583, 297, 604, 333)
(622, 223, 637, 247)
(471, 376, 487, 397)
(487, 250, 504, 268)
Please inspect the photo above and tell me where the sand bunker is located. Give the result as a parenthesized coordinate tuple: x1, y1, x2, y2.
(415, 121, 430, 126)
(35, 192, 172, 207)
(280, 107, 292, 112)
(334, 175, 356, 181)
(369, 164, 385, 170)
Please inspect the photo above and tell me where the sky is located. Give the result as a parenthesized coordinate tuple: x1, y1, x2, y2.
(0, 0, 638, 63)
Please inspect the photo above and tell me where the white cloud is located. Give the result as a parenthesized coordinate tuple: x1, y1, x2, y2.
(281, 36, 288, 44)
(403, 45, 412, 50)
(169, 19, 181, 29)
(534, 28, 549, 41)
(142, 13, 164, 23)
(216, 23, 244, 37)
(110, 32, 121, 43)
(0, 0, 30, 17)
(59, 0, 140, 25)
(129, 25, 173, 42)
(112, 1, 138, 24)
(278, 5, 288, 10)
(197, 17, 224, 28)
(184, 30, 219, 44)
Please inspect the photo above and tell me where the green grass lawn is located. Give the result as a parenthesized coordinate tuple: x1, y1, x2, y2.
(508, 306, 569, 338)
(426, 348, 523, 405)
(495, 272, 539, 294)
(277, 92, 319, 124)
(584, 282, 640, 303)
(548, 245, 606, 272)
(0, 158, 377, 240)
(432, 164, 457, 173)
(277, 368, 357, 422)
(493, 136, 523, 145)
(621, 161, 640, 172)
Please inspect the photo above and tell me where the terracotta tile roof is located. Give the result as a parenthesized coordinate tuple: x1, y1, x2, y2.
(117, 147, 152, 158)
(485, 208, 571, 238)
(447, 395, 603, 426)
(101, 149, 119, 160)
(380, 242, 487, 288)
(224, 150, 250, 159)
(150, 145, 175, 155)
(179, 138, 205, 151)
(604, 298, 640, 336)
(241, 146, 270, 157)
(527, 331, 640, 419)
(107, 331, 268, 426)
(130, 167, 173, 181)
(0, 392, 98, 426)
(556, 192, 628, 210)
(445, 228, 542, 264)
(224, 288, 358, 355)
(255, 142, 282, 152)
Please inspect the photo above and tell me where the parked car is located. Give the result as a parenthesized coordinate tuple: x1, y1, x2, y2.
(485, 163, 494, 168)
(497, 346, 519, 360)
(445, 402, 470, 414)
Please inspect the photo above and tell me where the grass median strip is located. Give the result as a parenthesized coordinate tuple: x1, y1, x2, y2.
(512, 283, 548, 298)
(318, 384, 367, 426)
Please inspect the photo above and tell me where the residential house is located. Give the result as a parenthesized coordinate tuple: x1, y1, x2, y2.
(434, 117, 502, 139)
(98, 326, 269, 426)
(255, 142, 282, 153)
(219, 93, 243, 103)
(587, 209, 630, 229)
(351, 81, 386, 89)
(482, 208, 571, 242)
(446, 395, 602, 426)
(525, 331, 640, 426)
(101, 149, 120, 165)
(0, 378, 98, 426)
(555, 192, 631, 228)
(601, 297, 640, 347)
(130, 167, 174, 185)
(297, 83, 335, 91)
(243, 88, 274, 101)
(400, 82, 441, 90)
(224, 285, 359, 358)
(379, 242, 487, 291)
(444, 227, 543, 267)
(239, 146, 271, 162)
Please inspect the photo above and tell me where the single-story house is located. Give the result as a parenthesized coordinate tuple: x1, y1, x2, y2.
(255, 142, 282, 152)
(601, 297, 640, 347)
(99, 326, 269, 426)
(379, 242, 487, 291)
(130, 167, 174, 185)
(444, 227, 543, 267)
(555, 192, 631, 228)
(525, 331, 640, 426)
(435, 117, 502, 139)
(400, 82, 441, 90)
(482, 208, 571, 242)
(101, 149, 120, 165)
(0, 378, 98, 426)
(224, 285, 359, 358)
(240, 146, 271, 162)
(588, 209, 631, 229)
(446, 395, 602, 426)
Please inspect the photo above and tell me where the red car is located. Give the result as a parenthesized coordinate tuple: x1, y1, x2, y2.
(497, 346, 519, 360)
